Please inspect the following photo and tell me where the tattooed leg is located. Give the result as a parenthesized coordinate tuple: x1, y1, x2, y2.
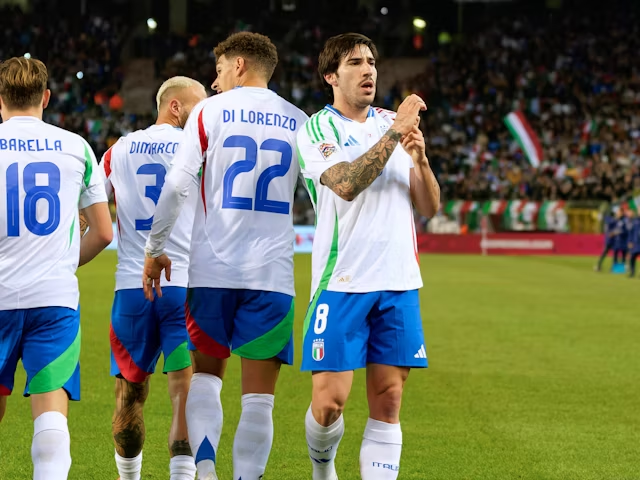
(113, 376, 149, 458)
(167, 367, 193, 457)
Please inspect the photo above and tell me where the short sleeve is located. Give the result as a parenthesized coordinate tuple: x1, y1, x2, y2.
(99, 137, 126, 199)
(296, 111, 350, 182)
(79, 139, 108, 209)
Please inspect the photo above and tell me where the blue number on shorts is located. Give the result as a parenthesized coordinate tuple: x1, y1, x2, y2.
(222, 135, 292, 215)
(5, 162, 61, 237)
(135, 163, 167, 230)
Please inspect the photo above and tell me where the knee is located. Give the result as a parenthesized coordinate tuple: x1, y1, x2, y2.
(114, 377, 149, 410)
(369, 383, 404, 423)
(312, 395, 347, 427)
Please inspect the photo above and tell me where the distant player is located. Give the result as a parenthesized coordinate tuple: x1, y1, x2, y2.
(0, 57, 112, 479)
(142, 33, 308, 480)
(613, 208, 630, 267)
(627, 210, 639, 278)
(296, 33, 440, 479)
(595, 212, 617, 271)
(101, 76, 207, 480)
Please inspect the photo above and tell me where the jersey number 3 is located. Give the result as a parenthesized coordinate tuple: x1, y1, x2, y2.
(135, 163, 166, 230)
(222, 135, 292, 215)
(5, 162, 61, 237)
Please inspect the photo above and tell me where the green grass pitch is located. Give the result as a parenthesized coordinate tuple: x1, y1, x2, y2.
(1, 252, 639, 479)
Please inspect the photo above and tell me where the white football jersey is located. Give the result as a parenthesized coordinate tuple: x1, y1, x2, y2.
(297, 105, 423, 296)
(147, 87, 308, 296)
(0, 116, 107, 310)
(102, 124, 196, 290)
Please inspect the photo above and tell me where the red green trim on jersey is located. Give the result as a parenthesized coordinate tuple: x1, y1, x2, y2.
(232, 298, 295, 360)
(198, 108, 208, 216)
(303, 213, 339, 340)
(28, 325, 81, 395)
(305, 179, 317, 208)
(163, 341, 191, 373)
(82, 143, 93, 188)
(328, 116, 341, 144)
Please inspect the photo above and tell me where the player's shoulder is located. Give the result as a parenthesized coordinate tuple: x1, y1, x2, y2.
(43, 121, 95, 157)
(272, 93, 309, 122)
(372, 106, 397, 123)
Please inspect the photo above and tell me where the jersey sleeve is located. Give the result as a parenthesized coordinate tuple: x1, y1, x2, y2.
(296, 112, 350, 182)
(99, 138, 126, 200)
(79, 139, 108, 209)
(145, 100, 211, 257)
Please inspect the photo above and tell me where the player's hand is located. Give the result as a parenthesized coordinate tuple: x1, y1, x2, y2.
(142, 254, 172, 302)
(392, 94, 427, 136)
(401, 125, 428, 165)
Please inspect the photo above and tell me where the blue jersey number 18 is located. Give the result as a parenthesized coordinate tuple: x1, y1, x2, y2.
(5, 162, 61, 237)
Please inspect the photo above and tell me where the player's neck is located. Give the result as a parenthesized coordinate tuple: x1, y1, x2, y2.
(1, 107, 43, 122)
(236, 74, 268, 89)
(330, 101, 370, 123)
(155, 115, 180, 128)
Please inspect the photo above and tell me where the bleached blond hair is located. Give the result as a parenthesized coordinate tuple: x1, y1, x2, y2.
(156, 76, 202, 111)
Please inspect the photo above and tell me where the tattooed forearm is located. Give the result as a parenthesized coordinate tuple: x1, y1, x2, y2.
(320, 129, 403, 201)
(79, 211, 89, 236)
(113, 378, 149, 458)
(170, 439, 193, 457)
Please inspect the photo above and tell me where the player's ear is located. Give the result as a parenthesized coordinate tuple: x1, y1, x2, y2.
(235, 56, 246, 76)
(324, 73, 338, 88)
(169, 98, 181, 117)
(42, 89, 51, 109)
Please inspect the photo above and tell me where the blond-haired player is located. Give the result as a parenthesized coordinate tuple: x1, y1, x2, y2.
(0, 56, 112, 479)
(101, 76, 207, 480)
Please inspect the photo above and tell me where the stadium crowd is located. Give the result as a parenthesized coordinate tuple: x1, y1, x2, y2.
(1, 5, 639, 226)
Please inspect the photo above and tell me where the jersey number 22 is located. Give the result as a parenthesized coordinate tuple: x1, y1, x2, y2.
(222, 135, 292, 215)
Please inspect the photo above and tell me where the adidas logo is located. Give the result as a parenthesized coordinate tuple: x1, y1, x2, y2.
(344, 135, 360, 146)
(414, 344, 427, 359)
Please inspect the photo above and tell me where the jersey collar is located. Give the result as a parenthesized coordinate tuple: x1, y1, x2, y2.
(324, 104, 375, 122)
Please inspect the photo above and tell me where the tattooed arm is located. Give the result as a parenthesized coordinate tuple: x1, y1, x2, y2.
(319, 94, 426, 202)
(79, 211, 89, 236)
(320, 129, 403, 201)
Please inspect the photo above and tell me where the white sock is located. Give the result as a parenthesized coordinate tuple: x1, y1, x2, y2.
(233, 393, 275, 479)
(170, 454, 196, 480)
(32, 411, 72, 480)
(359, 419, 402, 480)
(115, 451, 142, 480)
(305, 406, 343, 480)
(186, 373, 223, 479)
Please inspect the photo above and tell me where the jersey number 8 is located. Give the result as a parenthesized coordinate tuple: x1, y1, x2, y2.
(5, 162, 61, 237)
(222, 135, 292, 215)
(314, 303, 330, 335)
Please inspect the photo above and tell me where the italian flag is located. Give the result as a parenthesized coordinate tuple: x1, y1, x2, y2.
(504, 112, 543, 168)
(537, 201, 565, 230)
(627, 197, 640, 213)
(582, 119, 597, 140)
(482, 200, 508, 216)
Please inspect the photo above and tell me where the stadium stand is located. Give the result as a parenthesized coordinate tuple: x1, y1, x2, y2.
(1, 3, 638, 228)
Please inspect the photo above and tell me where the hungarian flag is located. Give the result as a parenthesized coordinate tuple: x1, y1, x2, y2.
(504, 111, 543, 168)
